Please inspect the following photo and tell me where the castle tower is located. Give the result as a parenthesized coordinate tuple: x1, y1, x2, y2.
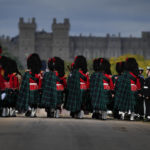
(52, 18, 70, 60)
(18, 17, 36, 67)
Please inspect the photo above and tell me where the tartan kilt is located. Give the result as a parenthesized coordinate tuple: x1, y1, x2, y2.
(16, 72, 30, 112)
(40, 87, 58, 109)
(84, 90, 92, 112)
(114, 91, 137, 112)
(65, 90, 91, 112)
(65, 90, 82, 112)
(65, 70, 82, 113)
(81, 89, 92, 112)
(57, 91, 64, 106)
(90, 72, 112, 111)
(40, 71, 58, 109)
(37, 89, 43, 108)
(81, 89, 87, 105)
(28, 90, 40, 107)
(91, 89, 111, 111)
(114, 72, 138, 112)
(40, 96, 57, 109)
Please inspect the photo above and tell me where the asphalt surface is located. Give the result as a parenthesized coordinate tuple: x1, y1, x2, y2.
(0, 117, 150, 150)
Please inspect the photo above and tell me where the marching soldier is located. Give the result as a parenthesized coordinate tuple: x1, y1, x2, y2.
(54, 57, 66, 118)
(90, 58, 114, 120)
(65, 56, 88, 119)
(114, 58, 141, 121)
(0, 55, 21, 117)
(112, 61, 125, 119)
(17, 53, 42, 117)
(41, 57, 65, 118)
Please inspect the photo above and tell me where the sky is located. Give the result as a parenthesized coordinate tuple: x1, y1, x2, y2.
(0, 0, 150, 38)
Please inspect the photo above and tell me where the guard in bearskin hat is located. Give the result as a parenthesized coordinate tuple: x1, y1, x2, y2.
(65, 56, 89, 119)
(91, 58, 101, 119)
(41, 57, 65, 118)
(5, 59, 21, 117)
(53, 56, 66, 118)
(17, 53, 42, 117)
(0, 51, 21, 117)
(90, 58, 114, 120)
(143, 66, 150, 121)
(41, 58, 57, 117)
(77, 56, 90, 118)
(112, 61, 125, 119)
(114, 58, 141, 120)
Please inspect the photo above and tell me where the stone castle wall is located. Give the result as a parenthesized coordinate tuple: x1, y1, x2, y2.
(0, 17, 150, 67)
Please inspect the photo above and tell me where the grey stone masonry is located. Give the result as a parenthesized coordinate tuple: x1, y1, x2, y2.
(0, 18, 150, 67)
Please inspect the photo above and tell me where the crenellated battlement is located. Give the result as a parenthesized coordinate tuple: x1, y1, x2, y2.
(52, 18, 70, 32)
(19, 17, 36, 29)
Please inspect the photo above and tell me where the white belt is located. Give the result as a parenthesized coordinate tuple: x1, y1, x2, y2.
(80, 82, 86, 84)
(56, 84, 63, 86)
(29, 83, 38, 85)
(103, 83, 109, 85)
(144, 86, 148, 89)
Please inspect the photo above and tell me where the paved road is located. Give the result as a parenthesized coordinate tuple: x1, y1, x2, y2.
(0, 118, 150, 150)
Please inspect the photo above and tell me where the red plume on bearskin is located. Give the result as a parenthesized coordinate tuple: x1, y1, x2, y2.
(71, 62, 74, 67)
(74, 56, 78, 62)
(100, 58, 103, 63)
(48, 58, 52, 63)
(53, 58, 56, 63)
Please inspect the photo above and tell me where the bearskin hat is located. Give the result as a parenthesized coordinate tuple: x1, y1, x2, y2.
(93, 58, 100, 72)
(9, 59, 21, 75)
(125, 58, 139, 75)
(0, 56, 13, 80)
(116, 61, 125, 75)
(27, 53, 42, 75)
(48, 57, 55, 71)
(104, 58, 112, 75)
(54, 57, 65, 77)
(74, 55, 87, 74)
(70, 62, 75, 71)
(97, 58, 111, 74)
(0, 56, 10, 71)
